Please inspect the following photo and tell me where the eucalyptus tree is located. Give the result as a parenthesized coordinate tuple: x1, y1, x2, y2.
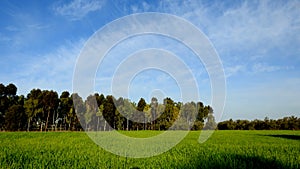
(71, 93, 85, 129)
(24, 89, 43, 131)
(41, 90, 59, 131)
(150, 97, 158, 130)
(60, 91, 76, 130)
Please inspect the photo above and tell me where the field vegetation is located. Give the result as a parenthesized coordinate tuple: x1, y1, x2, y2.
(0, 130, 299, 169)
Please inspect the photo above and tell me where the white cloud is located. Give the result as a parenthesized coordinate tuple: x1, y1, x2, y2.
(209, 1, 299, 59)
(53, 0, 105, 20)
(252, 63, 293, 73)
(225, 65, 245, 78)
(26, 23, 50, 30)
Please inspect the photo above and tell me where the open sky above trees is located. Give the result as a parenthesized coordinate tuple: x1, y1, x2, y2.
(0, 0, 299, 121)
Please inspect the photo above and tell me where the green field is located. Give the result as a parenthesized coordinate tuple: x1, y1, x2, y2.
(0, 131, 299, 169)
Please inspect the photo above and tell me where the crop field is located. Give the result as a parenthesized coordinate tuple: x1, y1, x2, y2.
(0, 130, 299, 169)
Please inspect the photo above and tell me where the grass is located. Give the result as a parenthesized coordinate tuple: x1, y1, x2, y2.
(0, 130, 299, 169)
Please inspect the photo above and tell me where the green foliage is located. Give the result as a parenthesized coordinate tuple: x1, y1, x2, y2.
(0, 131, 299, 168)
(5, 105, 26, 131)
(218, 116, 300, 130)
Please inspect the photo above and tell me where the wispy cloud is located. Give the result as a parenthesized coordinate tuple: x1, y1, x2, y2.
(225, 65, 245, 78)
(3, 12, 51, 50)
(149, 0, 300, 61)
(26, 23, 50, 30)
(252, 63, 293, 73)
(53, 0, 105, 21)
(1, 0, 299, 120)
(6, 39, 86, 95)
(204, 0, 299, 61)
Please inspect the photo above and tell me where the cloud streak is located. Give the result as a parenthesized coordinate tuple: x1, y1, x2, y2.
(252, 63, 293, 73)
(53, 0, 105, 21)
(4, 39, 86, 95)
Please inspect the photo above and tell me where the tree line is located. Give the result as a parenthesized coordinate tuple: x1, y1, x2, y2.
(0, 83, 216, 131)
(1, 83, 298, 131)
(218, 116, 300, 130)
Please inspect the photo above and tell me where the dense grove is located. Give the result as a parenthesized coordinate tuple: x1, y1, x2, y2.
(0, 83, 299, 131)
(0, 83, 215, 131)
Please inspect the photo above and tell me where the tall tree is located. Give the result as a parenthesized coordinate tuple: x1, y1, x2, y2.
(203, 112, 217, 130)
(0, 83, 7, 129)
(71, 93, 85, 130)
(0, 83, 19, 130)
(150, 97, 158, 130)
(24, 89, 43, 131)
(5, 88, 26, 131)
(84, 95, 98, 130)
(41, 90, 59, 131)
(103, 95, 116, 130)
(117, 98, 135, 131)
(95, 93, 106, 131)
(135, 98, 146, 130)
(60, 91, 77, 130)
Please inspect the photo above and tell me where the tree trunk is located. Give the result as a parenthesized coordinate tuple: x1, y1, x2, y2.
(52, 110, 55, 127)
(45, 110, 50, 132)
(127, 118, 129, 131)
(69, 117, 71, 131)
(27, 118, 31, 132)
(97, 117, 99, 131)
(40, 123, 43, 132)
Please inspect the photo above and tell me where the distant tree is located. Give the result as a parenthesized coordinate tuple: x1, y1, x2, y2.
(218, 116, 300, 130)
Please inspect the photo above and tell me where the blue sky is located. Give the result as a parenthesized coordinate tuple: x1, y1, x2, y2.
(0, 0, 299, 121)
